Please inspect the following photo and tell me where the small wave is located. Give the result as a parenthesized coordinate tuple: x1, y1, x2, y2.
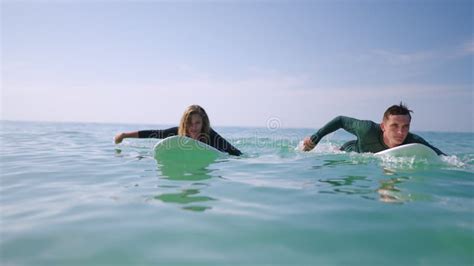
(377, 154, 470, 170)
(440, 155, 466, 168)
(115, 139, 155, 151)
(378, 155, 433, 169)
(294, 141, 344, 154)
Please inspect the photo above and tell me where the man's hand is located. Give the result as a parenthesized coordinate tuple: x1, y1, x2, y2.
(302, 137, 315, 151)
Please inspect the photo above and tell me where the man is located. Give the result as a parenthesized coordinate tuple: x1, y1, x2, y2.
(302, 103, 446, 155)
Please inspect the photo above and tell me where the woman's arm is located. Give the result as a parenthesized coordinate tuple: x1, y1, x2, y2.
(209, 129, 242, 156)
(114, 131, 139, 144)
(114, 127, 179, 144)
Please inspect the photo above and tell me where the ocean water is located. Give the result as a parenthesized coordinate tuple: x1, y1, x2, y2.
(1, 120, 473, 265)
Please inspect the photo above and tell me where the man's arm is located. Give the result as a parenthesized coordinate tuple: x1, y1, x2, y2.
(408, 134, 446, 156)
(303, 116, 366, 151)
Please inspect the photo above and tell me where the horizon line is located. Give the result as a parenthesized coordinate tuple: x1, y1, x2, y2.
(1, 118, 472, 134)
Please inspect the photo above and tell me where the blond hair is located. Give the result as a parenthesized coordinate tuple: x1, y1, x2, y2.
(178, 105, 211, 143)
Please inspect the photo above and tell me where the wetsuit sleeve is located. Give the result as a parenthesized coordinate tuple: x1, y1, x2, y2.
(138, 127, 179, 139)
(408, 133, 446, 156)
(209, 129, 242, 156)
(310, 116, 369, 145)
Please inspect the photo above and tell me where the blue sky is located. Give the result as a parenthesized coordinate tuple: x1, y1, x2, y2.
(2, 0, 473, 132)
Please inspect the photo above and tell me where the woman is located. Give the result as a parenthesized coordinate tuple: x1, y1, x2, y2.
(114, 105, 242, 156)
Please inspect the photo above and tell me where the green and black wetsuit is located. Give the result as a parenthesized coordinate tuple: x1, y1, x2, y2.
(310, 116, 445, 155)
(138, 127, 242, 156)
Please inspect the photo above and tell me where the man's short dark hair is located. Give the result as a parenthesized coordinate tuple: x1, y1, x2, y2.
(383, 102, 413, 121)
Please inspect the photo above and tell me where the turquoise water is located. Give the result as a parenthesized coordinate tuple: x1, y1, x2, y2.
(1, 121, 473, 265)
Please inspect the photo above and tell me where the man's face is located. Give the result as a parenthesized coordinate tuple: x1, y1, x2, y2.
(381, 114, 411, 148)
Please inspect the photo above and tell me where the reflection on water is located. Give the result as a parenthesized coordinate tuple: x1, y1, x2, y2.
(158, 163, 214, 181)
(312, 154, 375, 169)
(154, 189, 215, 212)
(312, 159, 355, 169)
(155, 161, 218, 212)
(318, 174, 420, 204)
(319, 175, 373, 196)
(320, 175, 370, 187)
(313, 153, 439, 204)
(377, 176, 410, 204)
(183, 206, 212, 212)
(315, 156, 376, 196)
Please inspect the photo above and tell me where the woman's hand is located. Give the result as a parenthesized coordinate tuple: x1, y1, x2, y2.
(114, 133, 125, 144)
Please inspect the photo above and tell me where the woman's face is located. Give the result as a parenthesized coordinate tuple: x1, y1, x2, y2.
(187, 114, 203, 139)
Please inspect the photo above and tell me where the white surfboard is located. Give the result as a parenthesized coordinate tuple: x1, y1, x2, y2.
(375, 143, 439, 160)
(154, 135, 225, 165)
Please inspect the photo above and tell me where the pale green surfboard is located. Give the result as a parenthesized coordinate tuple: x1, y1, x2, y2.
(153, 135, 225, 166)
(375, 143, 440, 161)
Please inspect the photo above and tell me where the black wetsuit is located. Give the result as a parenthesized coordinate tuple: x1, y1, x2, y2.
(310, 116, 446, 155)
(138, 127, 242, 156)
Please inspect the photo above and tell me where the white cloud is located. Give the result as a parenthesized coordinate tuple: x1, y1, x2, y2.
(363, 39, 473, 67)
(460, 39, 474, 56)
(3, 62, 472, 131)
(131, 76, 472, 131)
(369, 50, 434, 65)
